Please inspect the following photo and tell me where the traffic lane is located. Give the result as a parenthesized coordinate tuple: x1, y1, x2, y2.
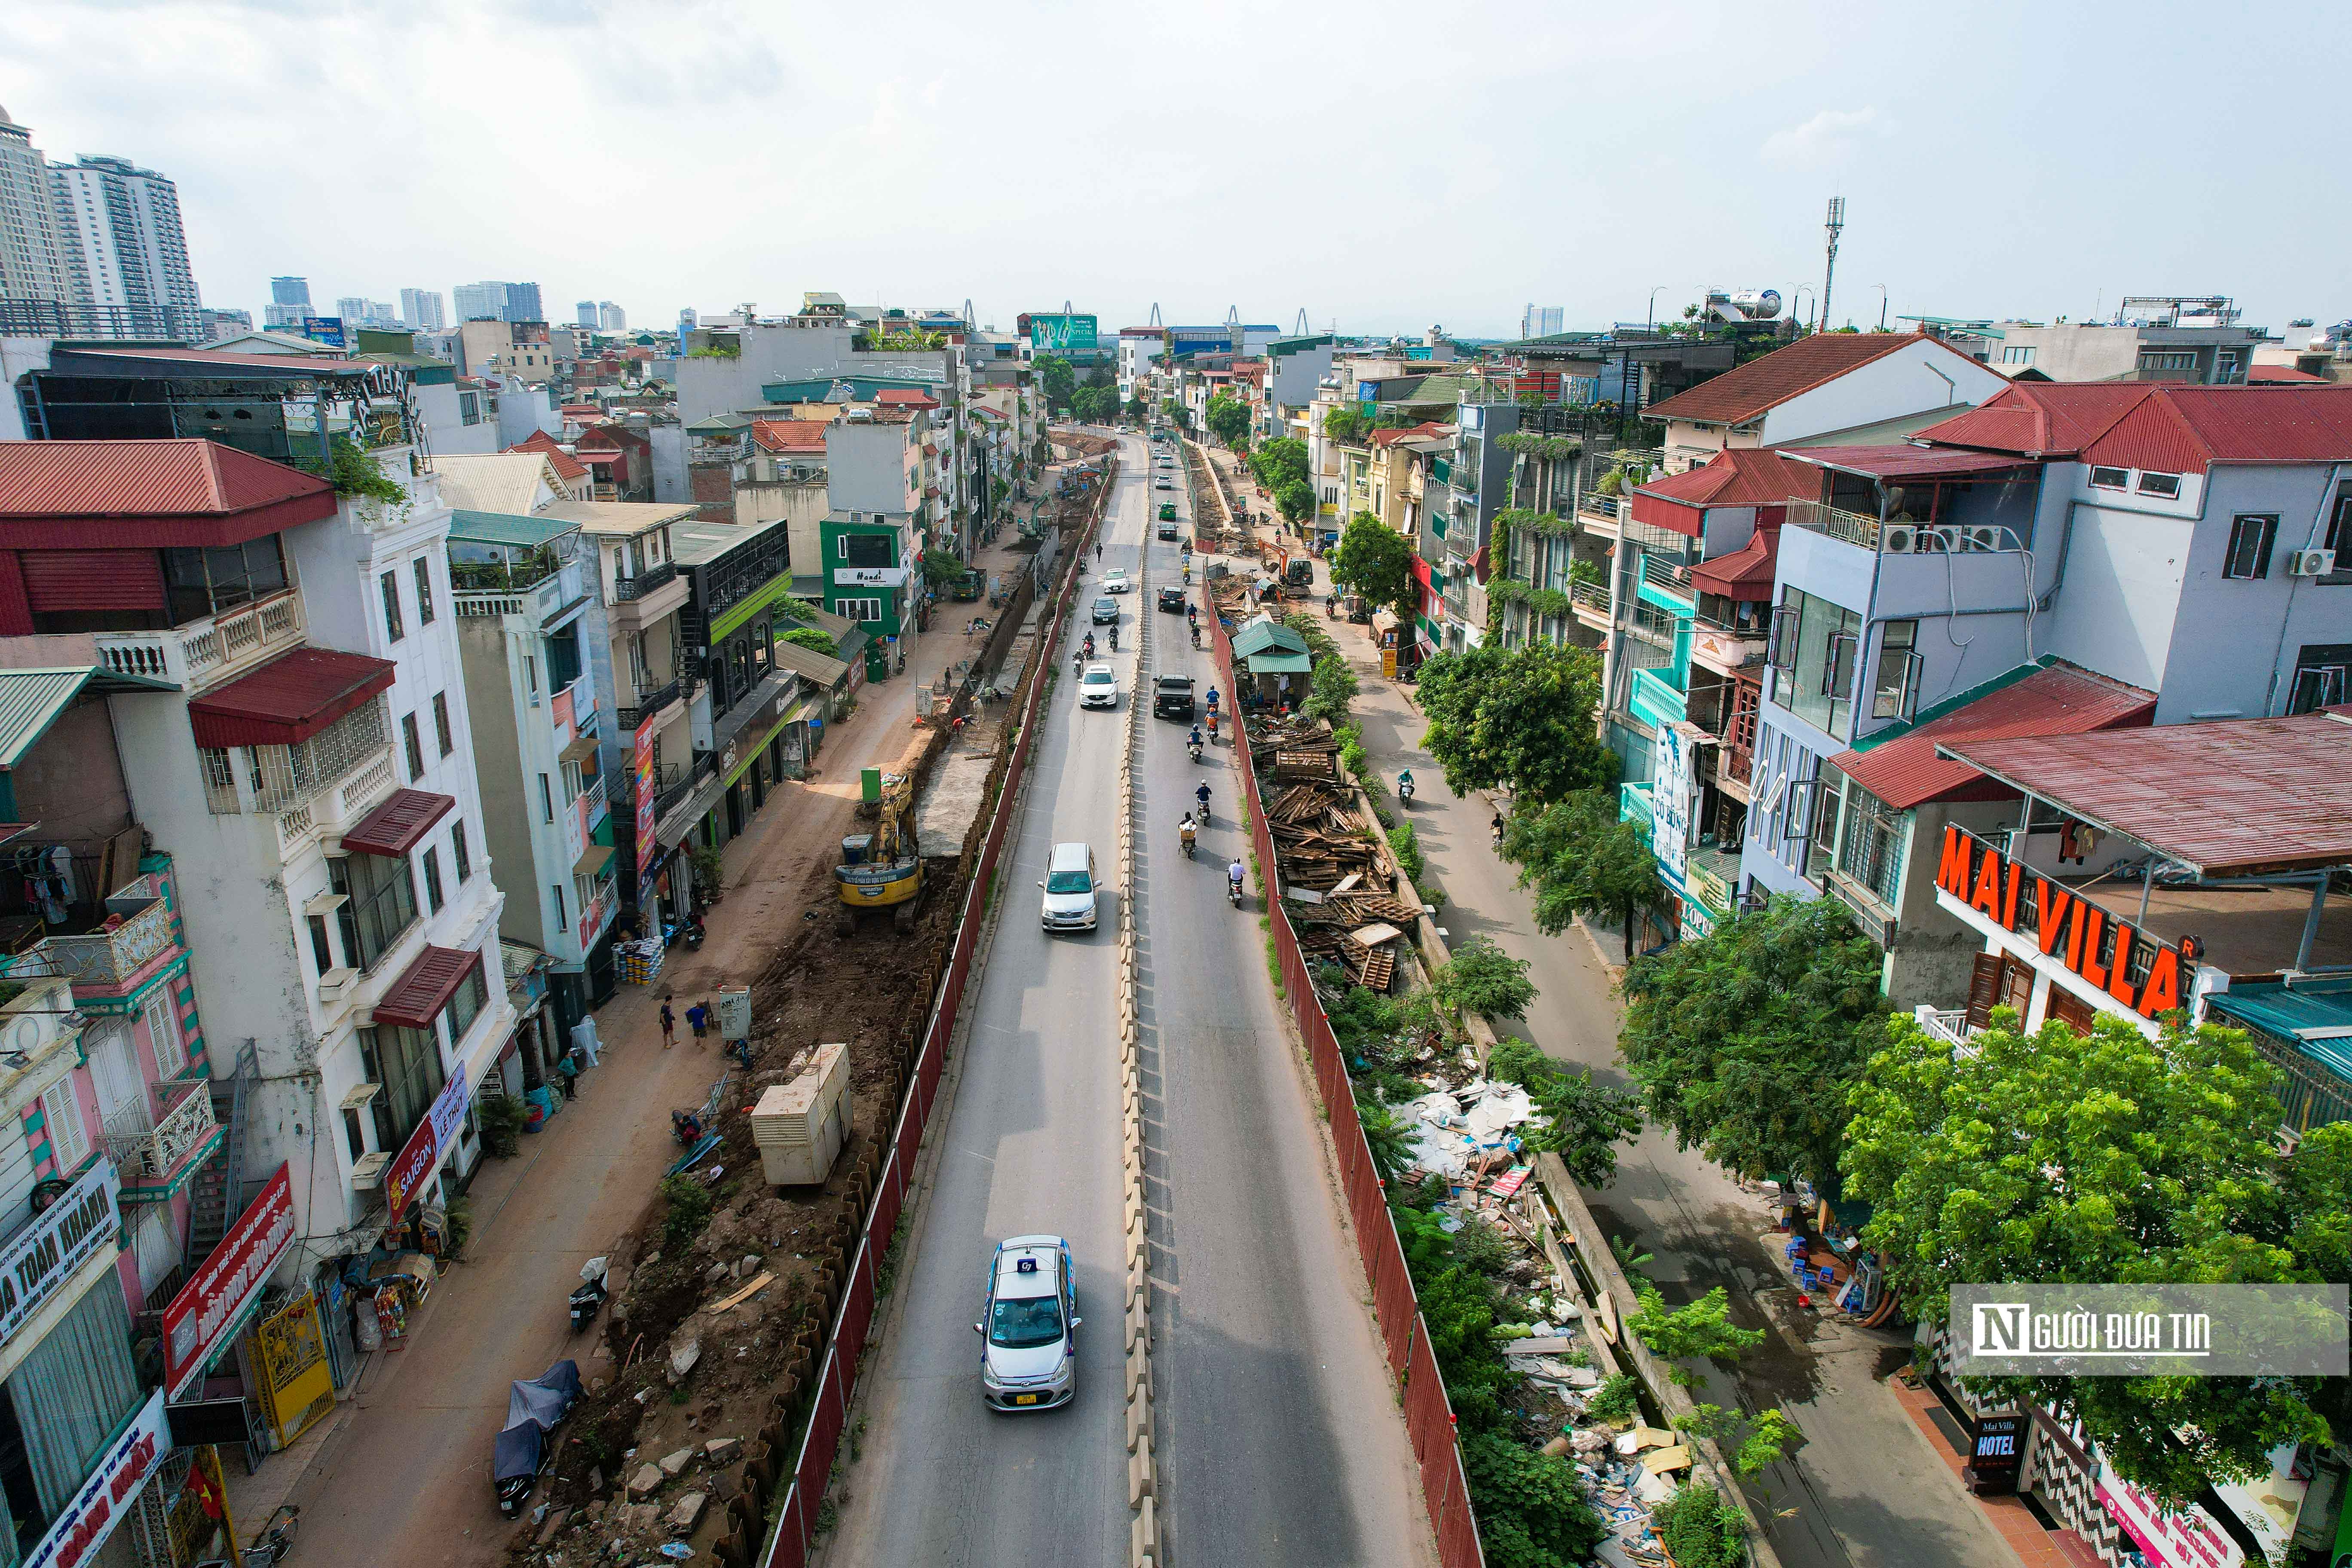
(1133, 580, 1434, 1568)
(826, 558, 1131, 1566)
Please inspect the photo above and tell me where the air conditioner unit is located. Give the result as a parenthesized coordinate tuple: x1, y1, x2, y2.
(2287, 548, 2337, 577)
(1963, 526, 2006, 552)
(1883, 524, 1919, 554)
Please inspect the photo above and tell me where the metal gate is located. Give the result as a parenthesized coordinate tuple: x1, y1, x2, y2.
(251, 1290, 335, 1447)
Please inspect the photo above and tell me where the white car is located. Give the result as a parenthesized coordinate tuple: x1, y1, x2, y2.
(1040, 841, 1099, 931)
(1080, 662, 1118, 708)
(1102, 567, 1132, 594)
(1154, 478, 1174, 490)
(977, 1236, 1079, 1410)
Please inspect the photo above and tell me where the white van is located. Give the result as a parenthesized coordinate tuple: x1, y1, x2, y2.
(1039, 842, 1099, 932)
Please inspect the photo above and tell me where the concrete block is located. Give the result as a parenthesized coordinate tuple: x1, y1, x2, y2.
(1126, 1342, 1150, 1399)
(1126, 1297, 1151, 1352)
(1130, 1495, 1158, 1565)
(534, 1507, 570, 1547)
(1124, 1391, 1152, 1457)
(1126, 1258, 1149, 1309)
(659, 1447, 694, 1478)
(1128, 1436, 1156, 1506)
(1124, 1190, 1145, 1237)
(704, 1436, 742, 1466)
(627, 1463, 665, 1500)
(1126, 1227, 1147, 1273)
(665, 1491, 707, 1535)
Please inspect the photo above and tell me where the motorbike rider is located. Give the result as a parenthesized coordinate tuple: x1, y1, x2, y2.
(1491, 808, 1506, 846)
(1399, 768, 1415, 797)
(1188, 721, 1204, 750)
(1195, 779, 1212, 818)
(1109, 624, 1119, 651)
(1083, 631, 1096, 658)
(1228, 858, 1246, 899)
(1179, 812, 1197, 854)
(1206, 685, 1220, 714)
(1190, 622, 1201, 648)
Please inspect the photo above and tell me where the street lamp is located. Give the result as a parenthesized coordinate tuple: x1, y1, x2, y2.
(1791, 285, 1816, 332)
(1872, 284, 1889, 332)
(1647, 286, 1667, 330)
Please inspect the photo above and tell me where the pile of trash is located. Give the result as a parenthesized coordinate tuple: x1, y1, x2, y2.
(1406, 1075, 1539, 1182)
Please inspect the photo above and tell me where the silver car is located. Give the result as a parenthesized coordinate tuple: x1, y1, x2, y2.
(976, 1236, 1079, 1410)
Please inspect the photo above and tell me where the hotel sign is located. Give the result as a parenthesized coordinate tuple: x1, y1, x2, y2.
(0, 1161, 120, 1351)
(1934, 825, 2186, 1019)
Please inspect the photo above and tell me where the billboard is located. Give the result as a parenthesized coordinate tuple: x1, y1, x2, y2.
(299, 316, 346, 348)
(1029, 313, 1098, 354)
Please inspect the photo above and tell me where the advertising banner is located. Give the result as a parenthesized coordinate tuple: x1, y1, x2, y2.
(2096, 1462, 2244, 1568)
(163, 1164, 294, 1396)
(633, 718, 658, 879)
(22, 1389, 167, 1568)
(384, 1068, 470, 1225)
(1652, 726, 1692, 883)
(0, 1161, 119, 1348)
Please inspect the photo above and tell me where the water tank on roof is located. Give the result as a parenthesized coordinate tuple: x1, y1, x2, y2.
(1704, 288, 1782, 323)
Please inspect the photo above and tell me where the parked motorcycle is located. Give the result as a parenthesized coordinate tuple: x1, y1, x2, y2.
(568, 1258, 609, 1334)
(493, 1361, 582, 1518)
(682, 915, 707, 952)
(238, 1505, 300, 1568)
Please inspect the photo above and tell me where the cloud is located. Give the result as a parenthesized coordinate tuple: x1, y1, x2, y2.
(1760, 107, 1886, 168)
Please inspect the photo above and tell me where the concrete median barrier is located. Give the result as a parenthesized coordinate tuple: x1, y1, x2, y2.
(1125, 1296, 1151, 1352)
(1128, 1436, 1156, 1506)
(1125, 1387, 1153, 1451)
(1130, 1494, 1158, 1567)
(1125, 1341, 1149, 1399)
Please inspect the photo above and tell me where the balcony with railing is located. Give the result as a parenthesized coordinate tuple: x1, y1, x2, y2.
(103, 1078, 222, 1199)
(1684, 851, 1737, 918)
(616, 677, 683, 734)
(581, 772, 609, 826)
(1640, 552, 1696, 603)
(1914, 1006, 1980, 1055)
(1785, 499, 1881, 551)
(273, 743, 399, 854)
(1620, 782, 1654, 841)
(1632, 666, 1687, 728)
(36, 893, 175, 992)
(95, 591, 306, 697)
(1568, 577, 1612, 626)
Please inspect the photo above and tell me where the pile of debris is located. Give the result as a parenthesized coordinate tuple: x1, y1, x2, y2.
(1292, 890, 1420, 990)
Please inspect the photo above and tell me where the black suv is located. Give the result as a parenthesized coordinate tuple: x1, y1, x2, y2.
(1153, 675, 1195, 720)
(1156, 585, 1185, 613)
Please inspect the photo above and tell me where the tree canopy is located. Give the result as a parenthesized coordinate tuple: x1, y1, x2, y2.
(1249, 437, 1310, 493)
(1034, 354, 1076, 413)
(1619, 896, 1885, 1187)
(1842, 1008, 2352, 1502)
(1331, 511, 1417, 618)
(1501, 789, 1659, 949)
(1205, 392, 1251, 448)
(1416, 641, 1612, 805)
(1487, 1039, 1643, 1187)
(1322, 407, 1371, 444)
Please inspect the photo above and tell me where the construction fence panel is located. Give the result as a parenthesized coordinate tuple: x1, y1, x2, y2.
(760, 469, 1117, 1568)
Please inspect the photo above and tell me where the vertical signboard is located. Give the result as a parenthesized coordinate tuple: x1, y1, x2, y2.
(1653, 726, 1692, 884)
(163, 1163, 295, 1396)
(634, 720, 658, 884)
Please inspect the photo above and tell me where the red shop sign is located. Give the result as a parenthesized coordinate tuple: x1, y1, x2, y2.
(1936, 826, 2185, 1018)
(162, 1163, 294, 1395)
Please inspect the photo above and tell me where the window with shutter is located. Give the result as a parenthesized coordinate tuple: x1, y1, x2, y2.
(1963, 951, 2003, 1031)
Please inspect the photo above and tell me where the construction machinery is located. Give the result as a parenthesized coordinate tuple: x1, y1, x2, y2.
(835, 771, 923, 935)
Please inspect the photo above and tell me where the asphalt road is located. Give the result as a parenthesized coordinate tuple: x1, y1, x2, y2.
(830, 435, 1432, 1567)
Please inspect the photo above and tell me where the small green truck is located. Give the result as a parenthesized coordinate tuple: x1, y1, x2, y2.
(1158, 502, 1177, 522)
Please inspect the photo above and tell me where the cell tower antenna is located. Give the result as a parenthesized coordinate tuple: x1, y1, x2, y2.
(1820, 196, 1845, 332)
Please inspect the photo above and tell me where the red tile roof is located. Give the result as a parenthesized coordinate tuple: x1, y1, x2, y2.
(1634, 448, 1814, 509)
(0, 439, 341, 549)
(372, 944, 484, 1029)
(876, 389, 937, 407)
(1689, 521, 1781, 599)
(507, 431, 590, 482)
(1370, 421, 1452, 448)
(753, 419, 831, 453)
(1780, 444, 2036, 481)
(2250, 364, 2328, 383)
(1828, 662, 2154, 812)
(186, 647, 398, 748)
(1911, 383, 2352, 471)
(341, 788, 455, 857)
(1938, 713, 2352, 877)
(1644, 331, 1967, 427)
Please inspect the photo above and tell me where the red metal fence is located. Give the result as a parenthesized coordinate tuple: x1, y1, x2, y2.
(1207, 588, 1487, 1568)
(759, 483, 1106, 1568)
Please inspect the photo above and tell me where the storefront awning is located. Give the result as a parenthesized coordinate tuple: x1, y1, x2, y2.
(372, 944, 481, 1029)
(340, 788, 455, 856)
(573, 843, 615, 879)
(557, 733, 600, 765)
(187, 647, 397, 748)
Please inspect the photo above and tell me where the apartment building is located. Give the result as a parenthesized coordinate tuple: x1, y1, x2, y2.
(47, 153, 204, 342)
(820, 411, 931, 663)
(1741, 383, 2352, 1008)
(1988, 296, 2265, 384)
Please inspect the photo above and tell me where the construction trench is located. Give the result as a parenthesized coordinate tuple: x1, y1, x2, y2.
(499, 455, 1117, 1568)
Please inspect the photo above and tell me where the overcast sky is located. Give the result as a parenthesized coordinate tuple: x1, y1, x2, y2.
(7, 0, 2348, 340)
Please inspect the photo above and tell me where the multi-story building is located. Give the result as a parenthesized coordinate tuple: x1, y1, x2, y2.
(334, 297, 396, 330)
(44, 153, 202, 340)
(0, 353, 517, 1308)
(452, 281, 507, 323)
(448, 511, 619, 1030)
(0, 106, 72, 323)
(263, 275, 311, 331)
(576, 300, 598, 329)
(1741, 381, 2352, 1008)
(660, 515, 809, 856)
(454, 317, 553, 382)
(1988, 296, 2265, 384)
(821, 411, 929, 664)
(198, 306, 251, 340)
(1521, 305, 1564, 339)
(401, 287, 445, 333)
(598, 301, 625, 333)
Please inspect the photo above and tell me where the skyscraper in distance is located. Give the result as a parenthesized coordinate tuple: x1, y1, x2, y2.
(401, 288, 445, 331)
(0, 106, 72, 318)
(1520, 304, 1563, 338)
(271, 276, 311, 306)
(599, 300, 626, 332)
(503, 281, 542, 323)
(453, 281, 505, 322)
(576, 300, 598, 328)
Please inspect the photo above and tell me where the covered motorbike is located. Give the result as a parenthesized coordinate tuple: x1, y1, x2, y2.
(494, 1359, 583, 1516)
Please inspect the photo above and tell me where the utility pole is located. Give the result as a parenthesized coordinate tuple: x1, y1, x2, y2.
(1820, 196, 1845, 333)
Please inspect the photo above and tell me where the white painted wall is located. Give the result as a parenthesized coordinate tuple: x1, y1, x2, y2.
(1757, 338, 2007, 446)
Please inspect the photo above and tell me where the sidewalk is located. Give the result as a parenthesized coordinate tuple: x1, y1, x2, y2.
(249, 507, 1057, 1568)
(1317, 606, 2024, 1568)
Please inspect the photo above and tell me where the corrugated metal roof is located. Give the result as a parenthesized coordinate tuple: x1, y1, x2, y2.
(1831, 660, 2154, 811)
(1781, 445, 2036, 480)
(1937, 712, 2352, 876)
(342, 788, 455, 856)
(1909, 383, 2149, 456)
(539, 499, 701, 536)
(769, 639, 849, 686)
(1689, 522, 1781, 598)
(507, 431, 590, 482)
(1633, 449, 1814, 512)
(2084, 385, 2352, 474)
(0, 665, 178, 768)
(1643, 333, 1960, 427)
(186, 646, 398, 747)
(447, 509, 579, 548)
(0, 439, 333, 519)
(373, 944, 481, 1029)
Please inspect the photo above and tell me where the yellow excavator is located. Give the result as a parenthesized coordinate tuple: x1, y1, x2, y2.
(834, 771, 922, 936)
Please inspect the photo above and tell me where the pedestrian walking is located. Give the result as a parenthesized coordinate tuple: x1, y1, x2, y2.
(557, 1049, 582, 1101)
(660, 994, 676, 1049)
(687, 998, 711, 1043)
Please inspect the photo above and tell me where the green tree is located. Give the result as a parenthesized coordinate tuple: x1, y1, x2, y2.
(1205, 391, 1252, 448)
(1330, 511, 1416, 618)
(1502, 789, 1660, 949)
(781, 626, 840, 658)
(1416, 643, 1612, 805)
(1274, 478, 1314, 526)
(1483, 1039, 1644, 1187)
(1159, 397, 1191, 431)
(1431, 936, 1535, 1022)
(1321, 407, 1371, 444)
(1626, 1285, 1765, 1388)
(1652, 1484, 1747, 1568)
(1034, 354, 1076, 413)
(1124, 395, 1148, 423)
(1618, 895, 1884, 1187)
(1249, 436, 1311, 494)
(1461, 1431, 1606, 1568)
(1843, 1009, 2352, 1502)
(1673, 1403, 1806, 1479)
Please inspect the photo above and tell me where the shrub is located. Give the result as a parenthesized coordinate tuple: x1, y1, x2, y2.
(1462, 1431, 1607, 1568)
(659, 1173, 713, 1251)
(1432, 936, 1536, 1021)
(1387, 821, 1424, 886)
(1585, 1372, 1641, 1424)
(1653, 1483, 1747, 1568)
